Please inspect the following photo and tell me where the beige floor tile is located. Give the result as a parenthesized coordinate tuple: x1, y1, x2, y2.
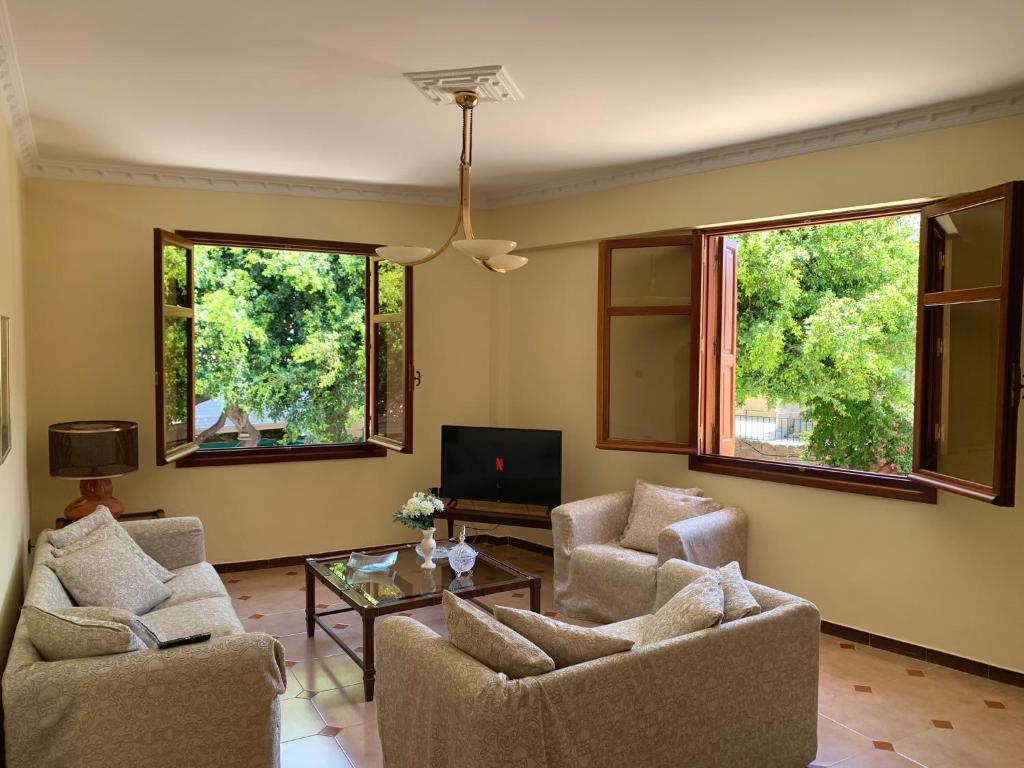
(313, 684, 377, 728)
(335, 721, 384, 767)
(812, 714, 876, 767)
(280, 697, 327, 742)
(279, 667, 303, 700)
(831, 750, 927, 767)
(290, 654, 364, 693)
(277, 628, 350, 661)
(242, 609, 308, 637)
(281, 734, 354, 768)
(893, 701, 1024, 768)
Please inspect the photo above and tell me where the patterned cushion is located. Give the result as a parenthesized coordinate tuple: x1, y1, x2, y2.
(48, 534, 172, 615)
(22, 605, 146, 661)
(47, 506, 113, 549)
(620, 479, 719, 554)
(640, 574, 723, 646)
(719, 561, 761, 622)
(53, 511, 175, 583)
(140, 596, 245, 641)
(442, 591, 554, 679)
(494, 606, 634, 668)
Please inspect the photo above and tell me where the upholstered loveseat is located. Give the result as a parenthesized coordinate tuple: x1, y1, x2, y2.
(553, 487, 748, 622)
(2, 517, 286, 768)
(376, 559, 819, 767)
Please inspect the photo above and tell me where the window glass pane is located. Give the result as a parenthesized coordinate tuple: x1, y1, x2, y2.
(376, 260, 404, 315)
(935, 301, 998, 486)
(374, 321, 406, 443)
(192, 246, 367, 450)
(162, 244, 189, 306)
(163, 316, 191, 452)
(610, 244, 692, 306)
(930, 199, 1004, 291)
(608, 315, 690, 443)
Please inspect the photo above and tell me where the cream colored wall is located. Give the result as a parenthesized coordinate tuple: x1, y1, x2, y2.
(488, 114, 1024, 672)
(24, 179, 496, 564)
(0, 117, 29, 667)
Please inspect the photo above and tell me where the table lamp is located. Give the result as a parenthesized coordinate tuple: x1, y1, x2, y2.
(48, 420, 139, 520)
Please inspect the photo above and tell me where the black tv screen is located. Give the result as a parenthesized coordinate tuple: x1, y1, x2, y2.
(440, 425, 562, 509)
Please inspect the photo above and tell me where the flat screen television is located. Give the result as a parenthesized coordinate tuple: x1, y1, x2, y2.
(440, 425, 562, 509)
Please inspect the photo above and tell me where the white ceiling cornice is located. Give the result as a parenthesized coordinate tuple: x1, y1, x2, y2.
(0, 0, 1021, 210)
(480, 86, 1024, 209)
(0, 0, 35, 167)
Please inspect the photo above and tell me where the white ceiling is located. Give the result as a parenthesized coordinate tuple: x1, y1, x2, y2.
(5, 0, 1024, 204)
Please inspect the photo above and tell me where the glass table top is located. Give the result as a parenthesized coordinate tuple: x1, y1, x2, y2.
(308, 543, 530, 610)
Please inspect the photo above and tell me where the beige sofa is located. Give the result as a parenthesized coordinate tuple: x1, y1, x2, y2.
(553, 490, 748, 622)
(376, 559, 819, 768)
(2, 517, 286, 768)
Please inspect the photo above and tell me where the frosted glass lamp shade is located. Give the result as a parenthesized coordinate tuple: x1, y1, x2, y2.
(482, 252, 529, 272)
(375, 245, 435, 265)
(451, 239, 517, 260)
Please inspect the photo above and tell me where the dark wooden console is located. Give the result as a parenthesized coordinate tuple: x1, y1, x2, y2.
(435, 503, 552, 540)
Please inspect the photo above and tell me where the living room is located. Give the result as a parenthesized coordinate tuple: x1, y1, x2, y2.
(1, 2, 1023, 767)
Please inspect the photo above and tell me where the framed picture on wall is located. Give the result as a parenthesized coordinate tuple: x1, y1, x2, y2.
(1, 315, 10, 464)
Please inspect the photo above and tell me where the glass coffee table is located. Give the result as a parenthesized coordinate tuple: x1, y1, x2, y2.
(305, 543, 541, 701)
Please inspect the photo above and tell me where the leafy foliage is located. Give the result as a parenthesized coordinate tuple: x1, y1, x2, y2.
(194, 246, 367, 446)
(735, 216, 919, 473)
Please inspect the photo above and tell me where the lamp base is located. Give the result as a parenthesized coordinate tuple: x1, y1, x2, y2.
(64, 479, 125, 521)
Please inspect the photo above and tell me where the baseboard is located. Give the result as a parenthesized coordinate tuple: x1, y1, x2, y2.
(212, 535, 552, 572)
(820, 620, 1023, 689)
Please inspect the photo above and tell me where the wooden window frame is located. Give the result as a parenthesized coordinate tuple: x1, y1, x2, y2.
(909, 182, 1024, 505)
(597, 235, 701, 454)
(160, 230, 404, 468)
(367, 256, 415, 453)
(688, 204, 938, 504)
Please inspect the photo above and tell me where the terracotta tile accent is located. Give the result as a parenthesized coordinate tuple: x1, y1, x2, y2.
(543, 611, 559, 618)
(316, 603, 329, 609)
(248, 614, 265, 620)
(236, 595, 252, 601)
(853, 685, 873, 693)
(332, 623, 349, 630)
(285, 571, 298, 576)
(984, 701, 1006, 709)
(284, 661, 297, 667)
(873, 741, 895, 751)
(931, 720, 953, 729)
(512, 593, 525, 598)
(907, 669, 925, 677)
(296, 690, 317, 699)
(840, 643, 856, 650)
(319, 726, 342, 737)
(355, 647, 363, 653)
(227, 579, 241, 584)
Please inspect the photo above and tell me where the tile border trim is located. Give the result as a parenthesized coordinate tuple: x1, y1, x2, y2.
(820, 620, 1023, 689)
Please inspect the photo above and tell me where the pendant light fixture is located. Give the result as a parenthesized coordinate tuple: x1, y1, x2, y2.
(375, 91, 527, 274)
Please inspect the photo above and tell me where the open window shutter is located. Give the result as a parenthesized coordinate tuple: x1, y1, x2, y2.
(368, 258, 414, 453)
(154, 229, 199, 465)
(597, 235, 700, 453)
(910, 181, 1024, 505)
(717, 238, 739, 456)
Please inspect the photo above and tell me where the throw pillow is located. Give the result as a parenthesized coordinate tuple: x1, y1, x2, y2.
(22, 605, 146, 661)
(621, 479, 720, 554)
(47, 505, 116, 549)
(719, 561, 761, 623)
(640, 574, 724, 646)
(53, 517, 175, 583)
(494, 605, 634, 668)
(442, 591, 554, 679)
(48, 534, 172, 615)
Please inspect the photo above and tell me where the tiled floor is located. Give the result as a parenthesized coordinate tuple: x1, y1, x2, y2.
(223, 544, 1024, 768)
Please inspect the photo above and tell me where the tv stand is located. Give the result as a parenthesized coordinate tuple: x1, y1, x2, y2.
(435, 500, 552, 540)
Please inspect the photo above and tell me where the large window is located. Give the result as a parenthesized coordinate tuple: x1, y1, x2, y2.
(155, 231, 413, 467)
(598, 181, 1024, 506)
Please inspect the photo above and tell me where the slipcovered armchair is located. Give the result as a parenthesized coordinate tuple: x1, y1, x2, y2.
(553, 487, 747, 623)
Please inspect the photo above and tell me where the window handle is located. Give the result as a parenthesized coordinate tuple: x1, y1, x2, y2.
(414, 369, 422, 388)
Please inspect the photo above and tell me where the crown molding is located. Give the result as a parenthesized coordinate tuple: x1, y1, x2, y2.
(404, 65, 524, 105)
(0, 0, 36, 167)
(477, 86, 1024, 209)
(27, 159, 456, 207)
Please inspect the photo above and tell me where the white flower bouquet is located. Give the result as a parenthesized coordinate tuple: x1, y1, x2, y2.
(393, 490, 445, 531)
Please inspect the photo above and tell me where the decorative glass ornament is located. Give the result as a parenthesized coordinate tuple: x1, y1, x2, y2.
(448, 526, 478, 576)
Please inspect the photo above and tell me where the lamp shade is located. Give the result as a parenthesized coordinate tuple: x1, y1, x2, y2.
(482, 253, 529, 272)
(451, 239, 517, 260)
(375, 245, 435, 265)
(49, 421, 139, 479)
